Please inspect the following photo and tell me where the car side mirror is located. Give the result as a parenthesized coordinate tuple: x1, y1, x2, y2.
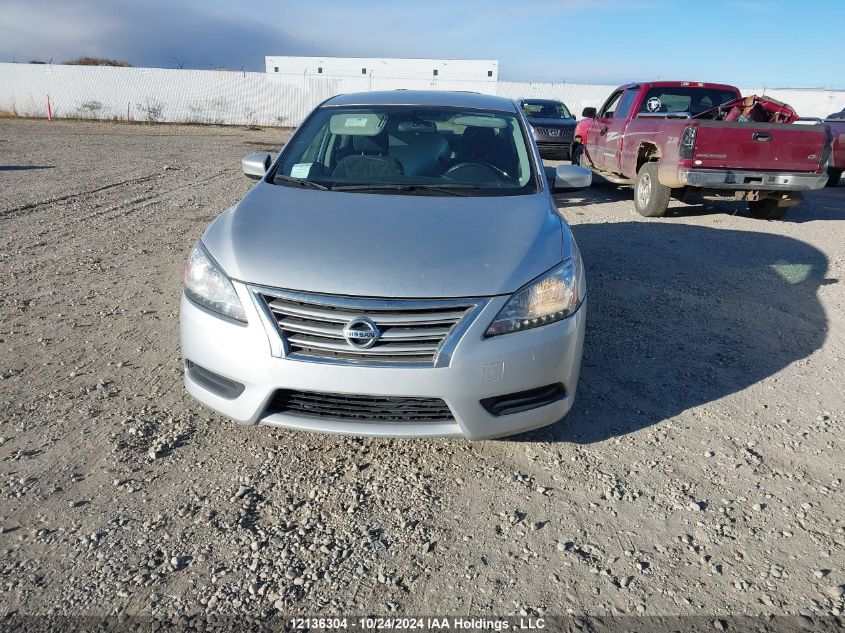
(554, 164, 592, 191)
(582, 107, 597, 119)
(241, 152, 272, 180)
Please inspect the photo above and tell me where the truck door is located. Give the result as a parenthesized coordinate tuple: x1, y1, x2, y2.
(592, 90, 622, 172)
(594, 88, 640, 173)
(604, 86, 640, 173)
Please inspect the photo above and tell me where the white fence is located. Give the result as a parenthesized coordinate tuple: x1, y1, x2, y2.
(1, 62, 842, 127)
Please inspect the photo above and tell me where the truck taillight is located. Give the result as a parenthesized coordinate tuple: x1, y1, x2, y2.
(679, 126, 697, 159)
(819, 126, 833, 169)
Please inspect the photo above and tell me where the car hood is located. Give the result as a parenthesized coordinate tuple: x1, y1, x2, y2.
(201, 182, 571, 298)
(527, 118, 577, 128)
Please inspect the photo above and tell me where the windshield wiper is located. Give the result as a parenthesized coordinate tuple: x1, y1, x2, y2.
(273, 174, 330, 190)
(331, 184, 476, 197)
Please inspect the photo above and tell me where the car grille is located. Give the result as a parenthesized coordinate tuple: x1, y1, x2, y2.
(258, 290, 477, 365)
(536, 127, 561, 137)
(268, 389, 454, 423)
(536, 127, 573, 137)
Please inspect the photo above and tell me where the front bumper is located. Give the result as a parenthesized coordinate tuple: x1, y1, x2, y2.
(180, 283, 586, 440)
(678, 169, 828, 191)
(536, 141, 573, 158)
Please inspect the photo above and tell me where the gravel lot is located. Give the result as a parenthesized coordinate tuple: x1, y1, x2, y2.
(1, 119, 843, 622)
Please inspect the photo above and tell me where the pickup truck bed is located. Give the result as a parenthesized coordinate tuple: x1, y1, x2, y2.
(577, 82, 831, 219)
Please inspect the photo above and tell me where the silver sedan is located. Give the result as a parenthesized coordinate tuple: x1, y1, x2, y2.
(181, 90, 590, 439)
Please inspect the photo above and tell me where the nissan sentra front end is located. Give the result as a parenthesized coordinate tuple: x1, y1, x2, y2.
(180, 90, 591, 440)
(180, 270, 586, 440)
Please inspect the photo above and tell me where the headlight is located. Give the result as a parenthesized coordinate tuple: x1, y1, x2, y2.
(486, 251, 584, 337)
(183, 242, 247, 322)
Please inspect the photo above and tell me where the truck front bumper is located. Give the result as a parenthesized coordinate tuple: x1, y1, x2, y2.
(679, 169, 828, 191)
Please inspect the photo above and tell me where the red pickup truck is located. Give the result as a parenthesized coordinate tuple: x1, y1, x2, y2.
(573, 81, 831, 219)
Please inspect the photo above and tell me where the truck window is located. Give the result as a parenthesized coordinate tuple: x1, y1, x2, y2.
(614, 88, 641, 120)
(638, 87, 738, 116)
(599, 91, 623, 119)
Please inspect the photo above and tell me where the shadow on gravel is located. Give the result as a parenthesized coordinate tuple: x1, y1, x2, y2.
(0, 165, 54, 171)
(553, 185, 632, 208)
(557, 178, 749, 217)
(516, 221, 832, 444)
(545, 165, 633, 209)
(782, 184, 845, 223)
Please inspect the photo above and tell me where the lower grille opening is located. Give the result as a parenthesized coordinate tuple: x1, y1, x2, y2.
(185, 361, 245, 399)
(537, 141, 572, 151)
(480, 383, 566, 417)
(267, 389, 454, 424)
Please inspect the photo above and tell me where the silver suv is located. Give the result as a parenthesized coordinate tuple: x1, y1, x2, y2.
(181, 91, 590, 439)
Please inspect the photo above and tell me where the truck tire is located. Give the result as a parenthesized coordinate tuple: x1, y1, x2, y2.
(570, 142, 584, 166)
(827, 168, 843, 187)
(634, 162, 671, 217)
(748, 199, 788, 220)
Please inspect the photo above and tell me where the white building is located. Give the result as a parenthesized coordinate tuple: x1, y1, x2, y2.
(264, 56, 499, 81)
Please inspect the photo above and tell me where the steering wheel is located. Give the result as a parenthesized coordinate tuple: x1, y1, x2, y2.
(444, 161, 509, 182)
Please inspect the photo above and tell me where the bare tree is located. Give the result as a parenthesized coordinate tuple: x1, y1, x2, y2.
(64, 57, 132, 67)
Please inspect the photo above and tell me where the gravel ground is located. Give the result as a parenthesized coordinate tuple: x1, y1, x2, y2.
(1, 119, 843, 622)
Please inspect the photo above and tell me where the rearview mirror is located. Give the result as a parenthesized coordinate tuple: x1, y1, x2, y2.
(554, 164, 592, 191)
(242, 152, 272, 179)
(582, 107, 597, 119)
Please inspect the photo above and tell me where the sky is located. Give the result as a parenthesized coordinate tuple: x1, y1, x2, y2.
(2, 0, 843, 88)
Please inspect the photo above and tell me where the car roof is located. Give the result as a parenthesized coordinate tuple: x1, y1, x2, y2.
(324, 90, 519, 112)
(618, 81, 739, 92)
(519, 98, 562, 104)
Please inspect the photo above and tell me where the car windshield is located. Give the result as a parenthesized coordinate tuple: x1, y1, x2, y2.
(521, 101, 573, 120)
(274, 106, 538, 196)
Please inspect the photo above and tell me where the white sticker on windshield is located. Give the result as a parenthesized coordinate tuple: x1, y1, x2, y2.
(290, 163, 312, 178)
(646, 97, 662, 113)
(344, 117, 370, 128)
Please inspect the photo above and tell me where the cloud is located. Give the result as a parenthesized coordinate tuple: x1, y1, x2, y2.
(261, 0, 654, 59)
(2, 1, 835, 91)
(1, 1, 121, 62)
(0, 0, 321, 69)
(0, 0, 655, 71)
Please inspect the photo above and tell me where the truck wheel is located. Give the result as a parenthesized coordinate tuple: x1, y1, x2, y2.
(827, 168, 843, 187)
(634, 162, 670, 217)
(748, 199, 788, 220)
(570, 142, 583, 166)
